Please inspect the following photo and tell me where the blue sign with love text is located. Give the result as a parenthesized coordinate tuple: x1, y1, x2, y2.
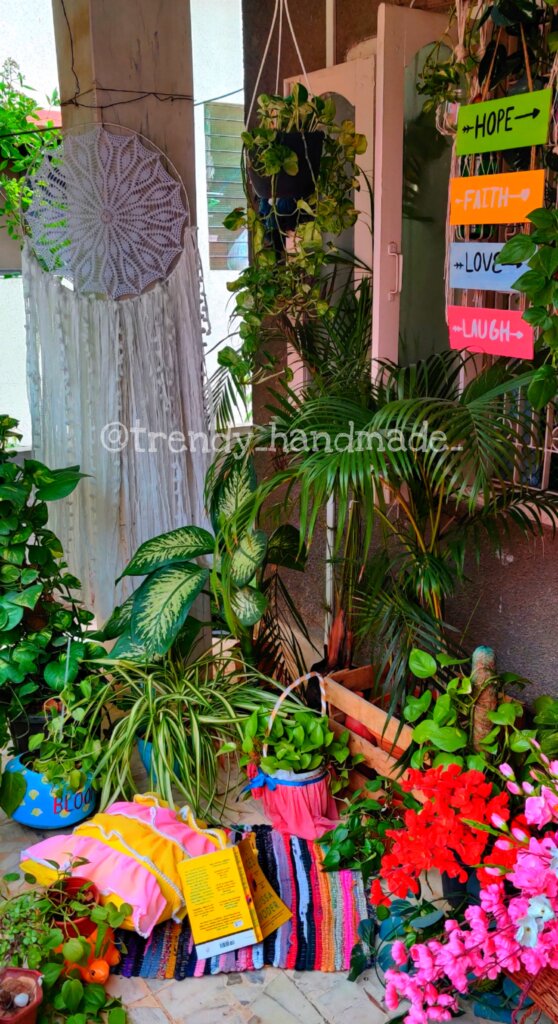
(449, 242, 528, 293)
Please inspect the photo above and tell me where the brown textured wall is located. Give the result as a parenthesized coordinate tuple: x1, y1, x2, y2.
(242, 0, 453, 104)
(242, 0, 327, 126)
(446, 532, 558, 699)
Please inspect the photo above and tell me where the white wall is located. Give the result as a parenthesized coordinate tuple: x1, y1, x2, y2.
(0, 0, 58, 444)
(0, 276, 31, 445)
(190, 0, 244, 380)
(0, 0, 58, 102)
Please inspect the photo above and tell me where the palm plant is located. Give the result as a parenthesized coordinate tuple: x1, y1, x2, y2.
(211, 278, 558, 712)
(87, 651, 281, 819)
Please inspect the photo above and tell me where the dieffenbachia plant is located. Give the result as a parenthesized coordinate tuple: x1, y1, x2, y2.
(99, 457, 307, 665)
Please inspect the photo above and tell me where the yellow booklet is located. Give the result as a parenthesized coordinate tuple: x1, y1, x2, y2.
(178, 835, 291, 959)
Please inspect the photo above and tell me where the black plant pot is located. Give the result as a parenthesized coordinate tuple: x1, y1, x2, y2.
(441, 866, 480, 911)
(248, 130, 324, 200)
(8, 707, 46, 755)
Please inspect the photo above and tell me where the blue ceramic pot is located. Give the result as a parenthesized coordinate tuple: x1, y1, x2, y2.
(4, 756, 96, 829)
(137, 737, 154, 777)
(137, 738, 181, 782)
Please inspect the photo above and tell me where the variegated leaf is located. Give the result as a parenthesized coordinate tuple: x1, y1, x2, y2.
(108, 628, 149, 662)
(231, 585, 268, 627)
(98, 593, 135, 640)
(211, 458, 256, 531)
(230, 530, 268, 587)
(120, 525, 214, 578)
(132, 564, 209, 654)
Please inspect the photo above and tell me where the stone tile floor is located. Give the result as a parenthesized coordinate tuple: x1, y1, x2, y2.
(0, 805, 547, 1024)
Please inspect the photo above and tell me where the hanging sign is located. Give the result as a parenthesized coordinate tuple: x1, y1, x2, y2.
(456, 89, 552, 156)
(447, 306, 533, 359)
(449, 242, 528, 292)
(450, 169, 545, 226)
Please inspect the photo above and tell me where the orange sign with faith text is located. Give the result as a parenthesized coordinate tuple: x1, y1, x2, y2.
(450, 170, 545, 226)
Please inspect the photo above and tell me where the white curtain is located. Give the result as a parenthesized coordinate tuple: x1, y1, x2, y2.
(24, 229, 210, 624)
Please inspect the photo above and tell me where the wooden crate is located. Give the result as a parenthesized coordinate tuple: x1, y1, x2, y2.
(324, 666, 418, 792)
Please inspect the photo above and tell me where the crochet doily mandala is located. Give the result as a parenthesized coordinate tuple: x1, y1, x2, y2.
(25, 125, 188, 298)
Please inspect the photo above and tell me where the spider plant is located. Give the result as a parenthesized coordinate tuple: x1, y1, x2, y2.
(88, 651, 281, 820)
(210, 279, 558, 713)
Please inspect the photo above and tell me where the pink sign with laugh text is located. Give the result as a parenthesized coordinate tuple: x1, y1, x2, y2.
(447, 306, 534, 360)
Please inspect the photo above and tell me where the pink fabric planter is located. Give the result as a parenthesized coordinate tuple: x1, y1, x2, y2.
(245, 763, 339, 841)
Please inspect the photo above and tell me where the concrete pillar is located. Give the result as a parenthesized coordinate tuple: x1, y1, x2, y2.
(51, 0, 196, 220)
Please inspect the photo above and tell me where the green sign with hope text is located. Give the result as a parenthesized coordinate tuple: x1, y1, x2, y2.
(456, 88, 552, 156)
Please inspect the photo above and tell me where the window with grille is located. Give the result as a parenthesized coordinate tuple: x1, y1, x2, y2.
(204, 101, 248, 272)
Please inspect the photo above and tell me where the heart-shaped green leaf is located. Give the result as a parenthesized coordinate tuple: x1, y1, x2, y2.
(409, 649, 437, 679)
(412, 720, 467, 752)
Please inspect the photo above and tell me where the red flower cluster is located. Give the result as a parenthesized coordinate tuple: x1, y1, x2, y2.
(379, 764, 510, 899)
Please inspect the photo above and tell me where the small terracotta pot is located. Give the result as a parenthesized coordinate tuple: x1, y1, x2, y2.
(0, 968, 43, 1024)
(47, 876, 100, 939)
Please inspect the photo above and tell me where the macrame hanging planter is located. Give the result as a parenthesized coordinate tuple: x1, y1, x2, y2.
(23, 124, 210, 622)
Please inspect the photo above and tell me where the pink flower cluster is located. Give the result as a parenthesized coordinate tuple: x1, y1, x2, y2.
(384, 758, 558, 1024)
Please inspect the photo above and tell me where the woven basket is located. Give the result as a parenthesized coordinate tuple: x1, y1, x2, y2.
(505, 966, 558, 1023)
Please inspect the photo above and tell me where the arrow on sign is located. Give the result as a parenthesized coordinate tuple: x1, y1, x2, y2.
(514, 108, 540, 121)
(451, 326, 524, 339)
(453, 261, 464, 269)
(453, 189, 531, 204)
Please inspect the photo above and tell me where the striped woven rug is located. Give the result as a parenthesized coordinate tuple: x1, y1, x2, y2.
(115, 824, 368, 978)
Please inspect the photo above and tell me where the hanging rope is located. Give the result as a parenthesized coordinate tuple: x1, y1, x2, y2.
(283, 0, 311, 89)
(247, 0, 280, 126)
(275, 0, 284, 95)
(247, 0, 311, 126)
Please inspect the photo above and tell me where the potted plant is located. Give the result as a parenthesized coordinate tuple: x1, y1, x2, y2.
(0, 968, 42, 1024)
(238, 676, 362, 840)
(401, 647, 536, 774)
(214, 343, 558, 714)
(243, 84, 331, 201)
(316, 780, 420, 885)
(99, 456, 309, 681)
(218, 84, 367, 387)
(0, 415, 93, 763)
(45, 875, 100, 940)
(85, 648, 280, 819)
(1, 643, 107, 827)
(0, 872, 128, 1024)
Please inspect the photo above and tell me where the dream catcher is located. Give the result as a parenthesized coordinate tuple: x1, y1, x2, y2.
(23, 124, 210, 621)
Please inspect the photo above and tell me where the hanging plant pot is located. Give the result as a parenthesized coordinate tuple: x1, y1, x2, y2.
(3, 756, 96, 829)
(247, 130, 324, 201)
(0, 968, 43, 1024)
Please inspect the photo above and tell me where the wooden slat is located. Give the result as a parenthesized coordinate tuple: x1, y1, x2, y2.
(325, 678, 414, 757)
(331, 721, 425, 802)
(330, 719, 401, 780)
(330, 666, 375, 691)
